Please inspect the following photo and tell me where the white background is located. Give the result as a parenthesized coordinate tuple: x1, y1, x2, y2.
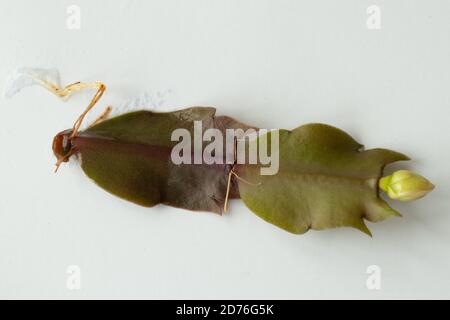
(0, 0, 449, 299)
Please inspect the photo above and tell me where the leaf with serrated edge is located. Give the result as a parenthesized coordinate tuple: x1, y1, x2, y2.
(235, 124, 409, 236)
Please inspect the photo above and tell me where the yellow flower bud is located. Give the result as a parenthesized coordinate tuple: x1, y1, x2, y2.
(379, 170, 434, 201)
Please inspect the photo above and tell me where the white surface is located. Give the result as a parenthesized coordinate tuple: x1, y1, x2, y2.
(0, 0, 449, 299)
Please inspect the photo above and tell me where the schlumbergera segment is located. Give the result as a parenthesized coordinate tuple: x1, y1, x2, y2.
(235, 126, 411, 236)
(6, 69, 434, 236)
(72, 107, 253, 213)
